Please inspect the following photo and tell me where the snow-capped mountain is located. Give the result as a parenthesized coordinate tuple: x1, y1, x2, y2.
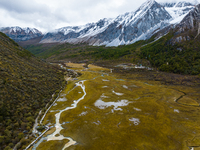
(92, 0, 172, 46)
(0, 27, 43, 41)
(168, 3, 200, 44)
(40, 18, 113, 44)
(161, 1, 195, 24)
(1, 0, 198, 47)
(40, 0, 172, 46)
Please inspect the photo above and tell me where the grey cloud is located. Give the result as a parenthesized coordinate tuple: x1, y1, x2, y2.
(0, 0, 50, 14)
(0, 0, 199, 32)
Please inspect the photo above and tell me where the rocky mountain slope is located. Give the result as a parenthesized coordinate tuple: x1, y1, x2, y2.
(25, 3, 200, 76)
(39, 0, 196, 46)
(140, 3, 200, 75)
(0, 32, 65, 150)
(163, 1, 195, 24)
(171, 3, 200, 43)
(0, 26, 43, 42)
(40, 0, 172, 46)
(0, 1, 197, 47)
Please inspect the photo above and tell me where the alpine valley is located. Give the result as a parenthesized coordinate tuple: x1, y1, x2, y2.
(0, 0, 200, 150)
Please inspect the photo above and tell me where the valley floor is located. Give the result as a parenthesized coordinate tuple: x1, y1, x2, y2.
(28, 63, 200, 150)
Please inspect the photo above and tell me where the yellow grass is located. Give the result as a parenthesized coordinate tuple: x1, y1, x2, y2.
(43, 127, 56, 137)
(88, 64, 110, 72)
(34, 63, 200, 150)
(36, 139, 69, 150)
(178, 96, 199, 106)
(65, 62, 85, 69)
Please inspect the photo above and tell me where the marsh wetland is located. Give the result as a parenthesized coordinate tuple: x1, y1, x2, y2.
(29, 63, 200, 150)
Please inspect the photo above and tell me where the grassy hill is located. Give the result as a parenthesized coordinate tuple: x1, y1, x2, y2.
(0, 32, 65, 150)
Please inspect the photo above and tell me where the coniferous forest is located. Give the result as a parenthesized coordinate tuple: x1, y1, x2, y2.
(0, 32, 66, 150)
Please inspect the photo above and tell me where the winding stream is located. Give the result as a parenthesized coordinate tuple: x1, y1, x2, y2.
(26, 63, 200, 150)
(31, 80, 87, 150)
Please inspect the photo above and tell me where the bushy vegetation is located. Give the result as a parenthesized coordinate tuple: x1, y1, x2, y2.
(140, 32, 200, 75)
(24, 32, 200, 76)
(0, 32, 65, 149)
(25, 41, 149, 65)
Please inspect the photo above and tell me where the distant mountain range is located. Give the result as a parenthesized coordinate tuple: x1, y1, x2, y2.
(0, 0, 198, 46)
(0, 27, 42, 42)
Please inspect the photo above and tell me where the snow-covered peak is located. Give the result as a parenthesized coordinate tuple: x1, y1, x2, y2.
(190, 0, 199, 5)
(41, 0, 172, 46)
(174, 1, 194, 7)
(135, 0, 157, 15)
(40, 0, 195, 47)
(162, 1, 195, 24)
(138, 0, 156, 10)
(49, 18, 113, 38)
(1, 26, 43, 35)
(0, 26, 43, 41)
(23, 27, 42, 34)
(11, 26, 21, 33)
(56, 24, 93, 35)
(161, 1, 195, 8)
(114, 0, 165, 27)
(116, 0, 157, 18)
(160, 3, 176, 7)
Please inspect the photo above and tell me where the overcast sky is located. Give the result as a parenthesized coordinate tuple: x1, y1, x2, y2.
(0, 0, 199, 32)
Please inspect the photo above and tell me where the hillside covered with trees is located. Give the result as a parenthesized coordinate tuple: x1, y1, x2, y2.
(23, 34, 200, 76)
(0, 32, 65, 150)
(140, 32, 200, 75)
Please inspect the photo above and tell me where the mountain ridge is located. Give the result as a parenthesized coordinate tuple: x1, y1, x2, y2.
(0, 26, 43, 42)
(0, 0, 197, 47)
(23, 2, 200, 76)
(139, 3, 200, 75)
(40, 0, 172, 46)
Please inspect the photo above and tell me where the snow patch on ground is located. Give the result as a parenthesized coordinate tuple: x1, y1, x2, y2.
(102, 79, 110, 82)
(57, 97, 67, 102)
(94, 99, 131, 111)
(129, 118, 140, 125)
(112, 90, 124, 96)
(79, 111, 88, 116)
(93, 120, 101, 125)
(102, 86, 108, 88)
(133, 107, 142, 111)
(123, 85, 128, 89)
(101, 93, 109, 98)
(174, 109, 180, 113)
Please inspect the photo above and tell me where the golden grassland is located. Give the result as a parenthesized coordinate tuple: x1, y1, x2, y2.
(36, 139, 69, 150)
(65, 63, 85, 69)
(43, 127, 56, 137)
(35, 63, 200, 150)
